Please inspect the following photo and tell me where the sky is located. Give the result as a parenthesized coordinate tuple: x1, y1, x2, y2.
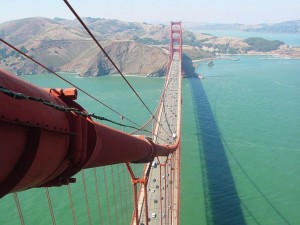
(1, 0, 299, 25)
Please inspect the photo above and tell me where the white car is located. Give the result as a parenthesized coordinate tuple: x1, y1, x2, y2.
(172, 133, 177, 140)
(152, 161, 157, 168)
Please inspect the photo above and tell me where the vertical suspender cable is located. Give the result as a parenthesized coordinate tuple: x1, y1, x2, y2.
(170, 156, 174, 224)
(132, 183, 139, 225)
(117, 164, 125, 225)
(122, 165, 130, 222)
(93, 168, 103, 225)
(167, 161, 170, 225)
(164, 163, 167, 225)
(125, 163, 139, 225)
(103, 167, 112, 225)
(177, 146, 181, 224)
(169, 158, 173, 224)
(13, 193, 26, 225)
(167, 162, 170, 223)
(111, 166, 119, 225)
(67, 184, 77, 225)
(159, 165, 163, 225)
(45, 188, 57, 225)
(81, 170, 92, 225)
(143, 164, 152, 225)
(143, 183, 149, 225)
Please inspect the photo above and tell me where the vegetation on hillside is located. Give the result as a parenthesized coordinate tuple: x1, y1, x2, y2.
(0, 47, 28, 59)
(135, 37, 169, 45)
(183, 48, 214, 60)
(244, 37, 284, 52)
(1, 17, 299, 76)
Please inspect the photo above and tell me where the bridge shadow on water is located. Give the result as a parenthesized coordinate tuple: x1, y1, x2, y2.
(189, 78, 246, 225)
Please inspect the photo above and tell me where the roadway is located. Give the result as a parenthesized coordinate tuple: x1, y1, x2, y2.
(135, 52, 181, 225)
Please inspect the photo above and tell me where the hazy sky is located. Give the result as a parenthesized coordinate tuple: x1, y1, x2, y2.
(1, 0, 299, 24)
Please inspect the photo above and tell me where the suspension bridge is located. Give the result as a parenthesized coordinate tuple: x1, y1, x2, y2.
(0, 7, 183, 224)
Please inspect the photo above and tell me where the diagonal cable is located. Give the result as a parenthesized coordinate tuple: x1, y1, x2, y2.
(0, 38, 141, 128)
(63, 0, 171, 136)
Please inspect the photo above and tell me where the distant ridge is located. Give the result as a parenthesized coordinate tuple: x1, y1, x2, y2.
(0, 17, 299, 76)
(186, 20, 300, 33)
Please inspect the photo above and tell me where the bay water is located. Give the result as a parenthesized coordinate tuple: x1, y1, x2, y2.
(0, 55, 299, 224)
(180, 55, 300, 225)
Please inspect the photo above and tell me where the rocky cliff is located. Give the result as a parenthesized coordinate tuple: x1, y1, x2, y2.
(61, 41, 169, 77)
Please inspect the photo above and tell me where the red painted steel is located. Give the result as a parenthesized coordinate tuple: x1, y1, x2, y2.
(0, 69, 178, 198)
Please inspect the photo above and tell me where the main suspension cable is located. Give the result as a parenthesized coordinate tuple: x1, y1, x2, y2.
(0, 85, 170, 143)
(63, 0, 171, 136)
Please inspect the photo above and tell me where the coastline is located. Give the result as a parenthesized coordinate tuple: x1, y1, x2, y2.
(57, 72, 165, 78)
(192, 52, 300, 63)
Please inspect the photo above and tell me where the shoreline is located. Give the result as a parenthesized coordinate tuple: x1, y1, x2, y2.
(22, 71, 166, 78)
(192, 53, 300, 63)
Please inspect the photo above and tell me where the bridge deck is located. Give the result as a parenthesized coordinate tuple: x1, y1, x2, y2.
(135, 53, 181, 225)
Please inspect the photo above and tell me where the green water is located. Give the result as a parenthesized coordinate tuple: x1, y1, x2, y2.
(1, 56, 300, 224)
(180, 55, 300, 224)
(0, 75, 163, 225)
(21, 74, 164, 128)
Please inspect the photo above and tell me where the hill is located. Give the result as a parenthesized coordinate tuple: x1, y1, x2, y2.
(187, 20, 300, 33)
(0, 17, 172, 76)
(0, 17, 201, 76)
(61, 40, 169, 76)
(0, 17, 299, 76)
(244, 38, 284, 51)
